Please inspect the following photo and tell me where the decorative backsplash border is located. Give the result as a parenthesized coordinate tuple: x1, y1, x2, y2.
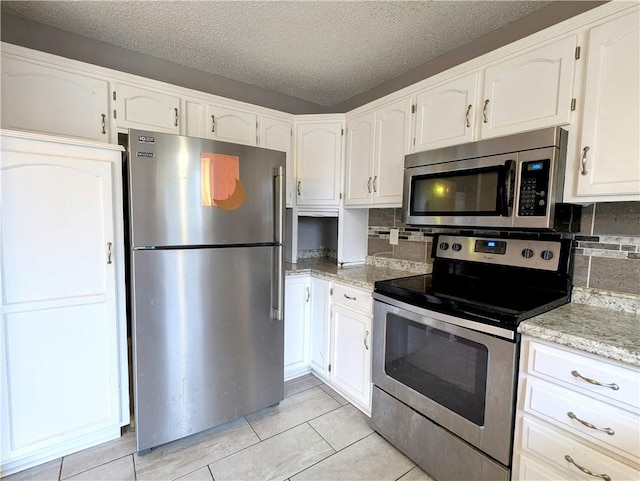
(575, 235, 640, 260)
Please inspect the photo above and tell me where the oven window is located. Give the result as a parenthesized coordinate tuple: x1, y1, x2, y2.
(410, 167, 501, 215)
(384, 313, 488, 425)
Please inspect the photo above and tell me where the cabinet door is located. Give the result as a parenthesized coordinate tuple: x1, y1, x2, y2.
(309, 277, 331, 377)
(481, 36, 577, 139)
(114, 83, 180, 133)
(1, 58, 109, 142)
(344, 112, 375, 206)
(284, 276, 310, 378)
(330, 304, 372, 410)
(373, 97, 413, 206)
(414, 73, 478, 151)
(184, 99, 206, 138)
(261, 116, 294, 207)
(207, 104, 257, 146)
(576, 10, 640, 198)
(1, 149, 120, 463)
(295, 122, 343, 206)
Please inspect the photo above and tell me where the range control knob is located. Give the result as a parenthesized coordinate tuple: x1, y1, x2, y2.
(521, 248, 534, 259)
(451, 243, 462, 252)
(439, 242, 449, 251)
(541, 250, 554, 261)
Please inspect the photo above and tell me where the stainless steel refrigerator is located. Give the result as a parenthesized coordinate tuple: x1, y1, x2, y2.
(127, 129, 285, 452)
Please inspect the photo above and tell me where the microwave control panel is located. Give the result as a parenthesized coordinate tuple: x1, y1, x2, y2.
(518, 159, 550, 217)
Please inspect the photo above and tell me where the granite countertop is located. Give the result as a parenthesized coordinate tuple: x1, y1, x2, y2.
(519, 301, 640, 367)
(285, 258, 428, 290)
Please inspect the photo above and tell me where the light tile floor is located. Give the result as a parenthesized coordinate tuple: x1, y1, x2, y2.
(3, 374, 434, 481)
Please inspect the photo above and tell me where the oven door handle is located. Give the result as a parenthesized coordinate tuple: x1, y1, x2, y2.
(499, 159, 515, 216)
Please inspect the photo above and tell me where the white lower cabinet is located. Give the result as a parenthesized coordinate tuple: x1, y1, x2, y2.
(284, 275, 310, 380)
(0, 131, 128, 476)
(513, 337, 640, 481)
(309, 277, 332, 377)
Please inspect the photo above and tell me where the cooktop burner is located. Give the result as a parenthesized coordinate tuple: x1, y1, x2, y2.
(374, 234, 574, 330)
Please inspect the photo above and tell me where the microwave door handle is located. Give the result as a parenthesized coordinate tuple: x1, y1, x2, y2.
(501, 160, 515, 216)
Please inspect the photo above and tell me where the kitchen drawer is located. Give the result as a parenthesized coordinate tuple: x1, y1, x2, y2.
(521, 376, 640, 460)
(332, 283, 372, 314)
(524, 339, 640, 410)
(515, 452, 575, 481)
(518, 416, 639, 480)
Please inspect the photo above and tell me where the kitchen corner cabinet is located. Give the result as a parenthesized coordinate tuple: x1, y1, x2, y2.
(414, 73, 478, 151)
(284, 275, 310, 380)
(260, 116, 294, 207)
(0, 57, 110, 142)
(309, 277, 332, 377)
(0, 131, 129, 476)
(114, 83, 180, 134)
(480, 35, 578, 139)
(513, 337, 640, 481)
(572, 9, 640, 201)
(295, 120, 343, 207)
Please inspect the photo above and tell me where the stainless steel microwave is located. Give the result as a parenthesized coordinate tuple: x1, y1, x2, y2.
(403, 127, 581, 231)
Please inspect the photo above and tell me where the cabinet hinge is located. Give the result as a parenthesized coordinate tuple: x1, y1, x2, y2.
(571, 98, 577, 111)
(328, 363, 332, 373)
(112, 91, 116, 101)
(113, 109, 117, 119)
(291, 129, 293, 137)
(341, 128, 344, 136)
(575, 46, 581, 60)
(330, 288, 333, 296)
(339, 193, 343, 200)
(413, 137, 416, 146)
(411, 104, 416, 114)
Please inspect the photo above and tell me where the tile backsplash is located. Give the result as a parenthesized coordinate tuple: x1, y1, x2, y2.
(368, 202, 640, 296)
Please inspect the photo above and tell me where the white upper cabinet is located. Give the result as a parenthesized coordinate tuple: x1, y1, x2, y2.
(206, 104, 258, 146)
(114, 83, 180, 134)
(344, 97, 412, 207)
(414, 73, 478, 151)
(1, 57, 109, 142)
(480, 36, 578, 139)
(295, 120, 343, 207)
(260, 116, 294, 207)
(573, 9, 640, 200)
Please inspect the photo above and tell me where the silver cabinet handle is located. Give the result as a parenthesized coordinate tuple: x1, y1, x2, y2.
(211, 115, 216, 133)
(106, 242, 112, 264)
(101, 114, 106, 134)
(564, 455, 611, 481)
(174, 108, 178, 127)
(483, 99, 490, 124)
(567, 412, 615, 435)
(367, 177, 372, 193)
(373, 176, 377, 193)
(297, 181, 301, 196)
(306, 286, 310, 302)
(571, 370, 619, 390)
(364, 330, 369, 350)
(343, 294, 356, 301)
(580, 146, 590, 175)
(465, 104, 472, 128)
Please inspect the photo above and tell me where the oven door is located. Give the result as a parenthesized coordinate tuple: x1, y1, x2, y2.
(372, 295, 517, 466)
(403, 154, 516, 228)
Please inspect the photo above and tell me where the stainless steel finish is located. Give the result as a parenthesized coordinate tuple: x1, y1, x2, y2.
(373, 175, 378, 192)
(372, 386, 510, 481)
(364, 330, 369, 350)
(101, 113, 106, 134)
(571, 370, 620, 390)
(372, 296, 517, 465)
(581, 146, 590, 175)
(564, 455, 611, 481)
(273, 165, 285, 321)
(211, 115, 216, 133)
(435, 235, 562, 271)
(106, 241, 112, 264)
(367, 176, 372, 193)
(483, 99, 490, 123)
(372, 292, 516, 340)
(465, 104, 472, 128)
(567, 412, 615, 435)
(344, 294, 357, 301)
(173, 108, 178, 127)
(132, 246, 283, 451)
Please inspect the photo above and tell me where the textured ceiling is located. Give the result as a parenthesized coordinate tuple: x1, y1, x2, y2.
(1, 1, 554, 107)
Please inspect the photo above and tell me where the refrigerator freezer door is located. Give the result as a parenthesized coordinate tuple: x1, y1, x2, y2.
(128, 130, 285, 247)
(131, 245, 284, 451)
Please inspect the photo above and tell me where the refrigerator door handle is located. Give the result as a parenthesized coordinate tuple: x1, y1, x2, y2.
(273, 166, 285, 321)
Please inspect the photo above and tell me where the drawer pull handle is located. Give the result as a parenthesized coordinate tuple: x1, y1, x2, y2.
(571, 370, 619, 390)
(465, 104, 472, 128)
(564, 455, 611, 481)
(364, 330, 369, 350)
(344, 294, 357, 301)
(367, 177, 372, 194)
(482, 99, 490, 124)
(567, 412, 615, 435)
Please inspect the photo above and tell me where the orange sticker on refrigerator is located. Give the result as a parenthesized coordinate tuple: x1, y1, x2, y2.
(201, 153, 246, 210)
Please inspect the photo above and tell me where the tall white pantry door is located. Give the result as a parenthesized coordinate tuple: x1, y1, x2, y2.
(1, 147, 120, 466)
